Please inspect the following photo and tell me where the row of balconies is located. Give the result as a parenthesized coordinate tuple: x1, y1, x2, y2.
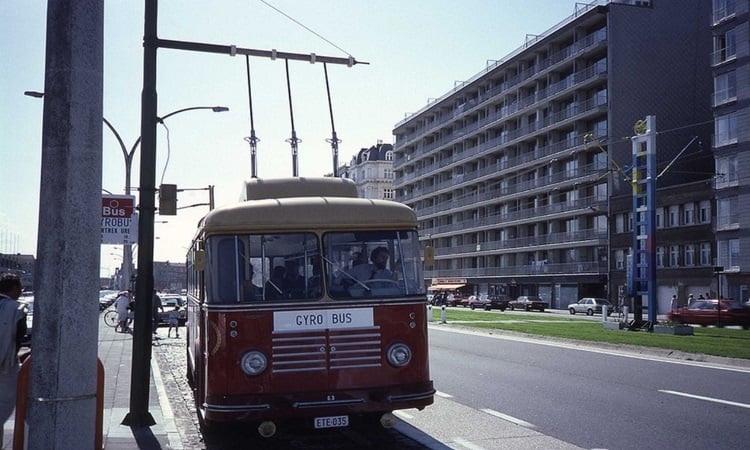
(396, 97, 606, 188)
(424, 228, 608, 259)
(394, 62, 607, 168)
(393, 28, 607, 153)
(418, 195, 608, 236)
(423, 260, 608, 280)
(403, 159, 606, 209)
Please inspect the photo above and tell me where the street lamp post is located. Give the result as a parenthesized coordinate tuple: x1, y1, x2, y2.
(102, 106, 228, 290)
(25, 91, 228, 291)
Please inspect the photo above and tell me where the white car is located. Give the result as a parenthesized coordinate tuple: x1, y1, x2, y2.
(157, 294, 187, 326)
(567, 298, 613, 316)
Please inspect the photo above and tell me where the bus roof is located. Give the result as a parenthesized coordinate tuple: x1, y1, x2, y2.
(202, 178, 417, 234)
(240, 177, 358, 201)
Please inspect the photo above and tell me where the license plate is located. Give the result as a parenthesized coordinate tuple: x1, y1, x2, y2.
(314, 415, 349, 429)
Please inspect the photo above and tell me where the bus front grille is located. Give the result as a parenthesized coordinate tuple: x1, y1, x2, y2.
(271, 327, 382, 373)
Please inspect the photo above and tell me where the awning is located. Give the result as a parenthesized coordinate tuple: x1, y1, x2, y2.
(428, 284, 465, 291)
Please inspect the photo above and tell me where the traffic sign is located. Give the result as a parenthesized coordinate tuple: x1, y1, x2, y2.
(101, 195, 138, 245)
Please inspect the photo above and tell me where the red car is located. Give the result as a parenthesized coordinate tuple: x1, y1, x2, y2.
(668, 299, 750, 329)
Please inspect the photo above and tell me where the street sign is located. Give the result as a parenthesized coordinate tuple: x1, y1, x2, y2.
(101, 195, 138, 245)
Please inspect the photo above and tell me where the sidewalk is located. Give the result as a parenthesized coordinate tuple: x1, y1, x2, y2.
(3, 316, 181, 450)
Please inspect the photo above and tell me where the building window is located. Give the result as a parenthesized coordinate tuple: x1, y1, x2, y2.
(714, 113, 737, 147)
(716, 155, 738, 188)
(668, 205, 679, 227)
(684, 244, 695, 267)
(615, 249, 624, 269)
(713, 0, 736, 24)
(717, 196, 738, 229)
(699, 200, 711, 223)
(656, 246, 665, 268)
(615, 214, 625, 234)
(713, 28, 736, 65)
(669, 245, 680, 267)
(718, 238, 740, 269)
(655, 207, 663, 229)
(700, 242, 712, 266)
(383, 189, 394, 200)
(683, 203, 695, 225)
(385, 151, 393, 161)
(714, 71, 737, 106)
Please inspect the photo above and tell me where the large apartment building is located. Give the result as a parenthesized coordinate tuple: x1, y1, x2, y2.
(392, 0, 717, 311)
(711, 0, 750, 303)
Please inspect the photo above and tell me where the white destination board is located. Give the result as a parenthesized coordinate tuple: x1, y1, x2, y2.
(273, 308, 373, 332)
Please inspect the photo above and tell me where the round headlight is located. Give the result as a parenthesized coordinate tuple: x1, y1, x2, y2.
(386, 343, 412, 367)
(240, 350, 267, 376)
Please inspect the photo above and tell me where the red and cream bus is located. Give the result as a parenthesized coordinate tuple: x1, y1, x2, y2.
(185, 177, 434, 435)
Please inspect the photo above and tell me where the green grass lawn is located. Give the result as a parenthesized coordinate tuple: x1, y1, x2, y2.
(429, 308, 750, 360)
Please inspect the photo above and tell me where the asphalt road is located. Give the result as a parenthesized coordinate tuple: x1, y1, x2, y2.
(152, 319, 750, 449)
(427, 325, 750, 449)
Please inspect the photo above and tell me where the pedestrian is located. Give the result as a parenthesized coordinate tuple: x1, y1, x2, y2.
(687, 293, 695, 306)
(670, 294, 678, 311)
(113, 290, 131, 333)
(0, 273, 28, 445)
(152, 290, 163, 336)
(166, 305, 181, 338)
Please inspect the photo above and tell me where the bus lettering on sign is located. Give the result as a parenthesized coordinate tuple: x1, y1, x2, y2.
(274, 308, 373, 331)
(101, 195, 137, 245)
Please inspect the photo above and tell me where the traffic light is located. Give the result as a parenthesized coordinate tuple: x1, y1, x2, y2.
(159, 184, 177, 215)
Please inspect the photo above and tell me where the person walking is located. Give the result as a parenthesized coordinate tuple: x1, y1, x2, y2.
(113, 290, 131, 333)
(166, 305, 181, 338)
(0, 273, 28, 445)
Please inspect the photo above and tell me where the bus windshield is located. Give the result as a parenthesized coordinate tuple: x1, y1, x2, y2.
(204, 229, 425, 303)
(323, 230, 425, 299)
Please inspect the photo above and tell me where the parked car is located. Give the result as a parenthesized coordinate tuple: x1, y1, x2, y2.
(157, 294, 187, 326)
(99, 290, 119, 311)
(447, 294, 464, 307)
(509, 295, 548, 312)
(461, 294, 510, 311)
(19, 293, 33, 347)
(568, 298, 613, 316)
(668, 299, 750, 329)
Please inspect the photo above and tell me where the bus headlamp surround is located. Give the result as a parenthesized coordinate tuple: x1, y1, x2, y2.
(386, 343, 412, 367)
(240, 350, 268, 376)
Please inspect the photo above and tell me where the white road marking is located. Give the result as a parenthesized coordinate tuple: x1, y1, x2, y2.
(435, 390, 454, 398)
(481, 408, 536, 429)
(659, 390, 750, 409)
(452, 437, 487, 450)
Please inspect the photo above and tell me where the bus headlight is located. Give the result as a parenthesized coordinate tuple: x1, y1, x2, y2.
(240, 351, 267, 376)
(386, 343, 412, 367)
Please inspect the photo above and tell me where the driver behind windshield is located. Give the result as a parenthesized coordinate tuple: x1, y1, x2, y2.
(347, 246, 395, 282)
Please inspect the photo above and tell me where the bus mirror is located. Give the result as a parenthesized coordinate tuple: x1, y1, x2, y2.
(194, 250, 206, 271)
(424, 246, 435, 266)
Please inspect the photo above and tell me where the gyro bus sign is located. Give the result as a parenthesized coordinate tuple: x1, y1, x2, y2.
(101, 195, 137, 245)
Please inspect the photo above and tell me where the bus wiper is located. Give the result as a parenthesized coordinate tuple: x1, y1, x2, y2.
(321, 255, 370, 291)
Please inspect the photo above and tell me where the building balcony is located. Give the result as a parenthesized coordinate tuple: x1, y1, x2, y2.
(423, 260, 607, 280)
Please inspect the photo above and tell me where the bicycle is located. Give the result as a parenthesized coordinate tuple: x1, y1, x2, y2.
(103, 309, 119, 328)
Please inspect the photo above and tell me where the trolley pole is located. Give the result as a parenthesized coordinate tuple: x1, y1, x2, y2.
(127, 0, 365, 427)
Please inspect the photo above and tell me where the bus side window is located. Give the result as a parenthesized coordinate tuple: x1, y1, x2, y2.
(216, 238, 240, 303)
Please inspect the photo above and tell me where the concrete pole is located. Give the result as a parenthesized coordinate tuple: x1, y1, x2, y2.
(27, 1, 103, 449)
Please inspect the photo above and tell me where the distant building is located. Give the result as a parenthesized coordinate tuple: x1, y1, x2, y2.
(710, 0, 750, 303)
(334, 141, 395, 200)
(392, 0, 716, 311)
(153, 260, 186, 293)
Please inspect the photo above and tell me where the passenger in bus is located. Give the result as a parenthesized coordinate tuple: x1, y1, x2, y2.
(348, 246, 394, 283)
(265, 266, 286, 300)
(242, 265, 262, 301)
(283, 260, 305, 298)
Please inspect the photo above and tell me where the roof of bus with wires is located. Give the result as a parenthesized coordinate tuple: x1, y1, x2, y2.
(198, 177, 418, 233)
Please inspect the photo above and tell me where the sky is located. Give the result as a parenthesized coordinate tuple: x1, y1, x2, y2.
(1, 0, 586, 276)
